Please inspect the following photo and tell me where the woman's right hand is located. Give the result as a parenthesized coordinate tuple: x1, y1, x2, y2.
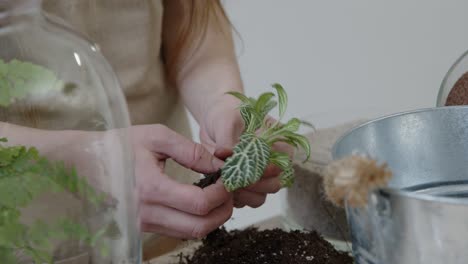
(131, 125, 233, 239)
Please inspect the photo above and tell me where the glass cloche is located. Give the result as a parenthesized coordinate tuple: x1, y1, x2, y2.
(438, 50, 468, 106)
(0, 0, 140, 263)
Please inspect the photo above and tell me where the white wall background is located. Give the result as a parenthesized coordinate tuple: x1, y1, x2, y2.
(190, 0, 468, 229)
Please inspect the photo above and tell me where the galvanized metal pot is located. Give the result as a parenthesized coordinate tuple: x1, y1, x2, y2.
(332, 106, 468, 264)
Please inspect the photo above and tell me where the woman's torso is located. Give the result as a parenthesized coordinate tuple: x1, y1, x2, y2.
(42, 0, 179, 126)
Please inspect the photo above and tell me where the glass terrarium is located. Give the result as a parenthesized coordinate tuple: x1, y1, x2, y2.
(437, 49, 468, 106)
(0, 1, 140, 263)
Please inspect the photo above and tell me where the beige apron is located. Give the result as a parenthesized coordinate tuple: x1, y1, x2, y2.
(41, 0, 199, 185)
(11, 1, 199, 262)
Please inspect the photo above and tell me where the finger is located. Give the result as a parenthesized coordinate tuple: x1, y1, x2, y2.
(263, 164, 282, 179)
(214, 148, 233, 161)
(141, 223, 188, 239)
(149, 125, 223, 173)
(244, 177, 281, 194)
(234, 190, 266, 208)
(199, 128, 216, 154)
(272, 141, 295, 158)
(234, 200, 245, 208)
(215, 112, 244, 150)
(141, 176, 231, 216)
(140, 198, 233, 239)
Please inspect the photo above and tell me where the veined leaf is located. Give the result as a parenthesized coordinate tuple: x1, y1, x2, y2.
(227, 91, 252, 106)
(269, 151, 291, 170)
(301, 119, 316, 130)
(240, 106, 263, 133)
(272, 83, 288, 120)
(279, 165, 295, 187)
(262, 101, 277, 118)
(277, 118, 301, 134)
(270, 132, 311, 162)
(270, 151, 295, 187)
(284, 132, 311, 161)
(221, 133, 271, 192)
(255, 92, 275, 113)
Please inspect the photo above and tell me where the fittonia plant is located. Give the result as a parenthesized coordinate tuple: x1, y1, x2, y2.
(221, 84, 311, 192)
(0, 59, 109, 263)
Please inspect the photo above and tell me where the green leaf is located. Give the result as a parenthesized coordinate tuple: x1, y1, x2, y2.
(272, 83, 288, 120)
(269, 152, 295, 187)
(240, 106, 265, 133)
(278, 118, 301, 133)
(239, 107, 254, 132)
(262, 101, 277, 118)
(25, 247, 52, 264)
(269, 151, 291, 170)
(279, 165, 295, 187)
(221, 133, 271, 191)
(300, 119, 316, 130)
(255, 92, 275, 113)
(28, 220, 53, 249)
(283, 132, 311, 161)
(0, 246, 17, 263)
(226, 91, 251, 105)
(0, 145, 23, 167)
(229, 91, 265, 133)
(0, 59, 64, 107)
(0, 137, 112, 262)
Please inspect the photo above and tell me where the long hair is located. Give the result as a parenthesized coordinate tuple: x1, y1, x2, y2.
(163, 0, 231, 85)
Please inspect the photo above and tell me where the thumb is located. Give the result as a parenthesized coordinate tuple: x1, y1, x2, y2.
(213, 114, 244, 150)
(214, 148, 233, 161)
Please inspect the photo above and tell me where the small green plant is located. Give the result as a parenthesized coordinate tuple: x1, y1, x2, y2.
(221, 84, 311, 192)
(0, 59, 64, 107)
(0, 139, 109, 263)
(0, 59, 110, 263)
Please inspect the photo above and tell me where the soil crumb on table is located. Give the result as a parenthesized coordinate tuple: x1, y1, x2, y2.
(177, 227, 353, 264)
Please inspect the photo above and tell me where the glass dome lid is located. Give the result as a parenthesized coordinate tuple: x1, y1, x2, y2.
(438, 50, 468, 106)
(0, 0, 140, 263)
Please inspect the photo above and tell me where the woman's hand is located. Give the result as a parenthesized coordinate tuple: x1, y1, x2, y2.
(131, 125, 233, 239)
(200, 96, 293, 208)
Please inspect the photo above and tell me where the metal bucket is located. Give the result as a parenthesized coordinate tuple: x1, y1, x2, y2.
(332, 106, 468, 264)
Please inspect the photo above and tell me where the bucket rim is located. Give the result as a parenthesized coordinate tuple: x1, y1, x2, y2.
(331, 105, 468, 206)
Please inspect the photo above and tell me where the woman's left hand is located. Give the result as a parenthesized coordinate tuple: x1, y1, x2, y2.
(200, 96, 291, 208)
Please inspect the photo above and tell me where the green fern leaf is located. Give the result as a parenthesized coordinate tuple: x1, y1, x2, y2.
(0, 59, 64, 107)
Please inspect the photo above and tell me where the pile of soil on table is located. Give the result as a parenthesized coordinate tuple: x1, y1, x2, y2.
(178, 227, 353, 264)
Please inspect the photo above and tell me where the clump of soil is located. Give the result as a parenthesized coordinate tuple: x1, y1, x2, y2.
(194, 170, 221, 188)
(178, 227, 353, 264)
(446, 71, 468, 106)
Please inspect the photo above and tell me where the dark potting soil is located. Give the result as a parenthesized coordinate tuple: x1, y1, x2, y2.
(194, 170, 221, 188)
(178, 227, 353, 264)
(446, 71, 468, 106)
